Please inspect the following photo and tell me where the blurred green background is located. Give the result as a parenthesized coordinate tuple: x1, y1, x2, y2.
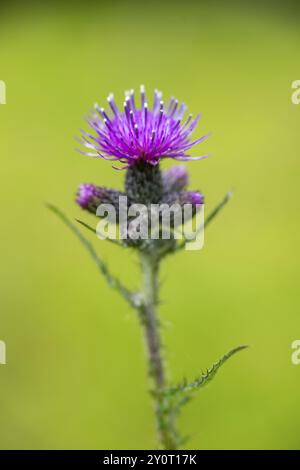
(0, 0, 299, 450)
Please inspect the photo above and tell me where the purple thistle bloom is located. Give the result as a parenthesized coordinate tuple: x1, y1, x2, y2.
(182, 191, 204, 206)
(79, 86, 209, 168)
(163, 190, 204, 208)
(76, 184, 125, 214)
(160, 190, 204, 227)
(76, 184, 96, 209)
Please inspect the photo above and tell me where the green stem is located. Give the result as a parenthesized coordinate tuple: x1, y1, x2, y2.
(139, 252, 178, 450)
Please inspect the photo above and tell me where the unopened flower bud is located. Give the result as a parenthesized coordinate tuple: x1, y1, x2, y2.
(76, 184, 125, 216)
(162, 165, 189, 193)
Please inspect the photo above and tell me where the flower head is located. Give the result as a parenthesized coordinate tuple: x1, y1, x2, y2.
(182, 191, 204, 206)
(162, 165, 189, 193)
(76, 184, 97, 209)
(76, 184, 125, 213)
(162, 189, 204, 210)
(79, 86, 209, 168)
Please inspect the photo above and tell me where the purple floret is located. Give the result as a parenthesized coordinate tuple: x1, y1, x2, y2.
(184, 191, 204, 206)
(76, 184, 96, 208)
(76, 183, 125, 214)
(79, 86, 209, 168)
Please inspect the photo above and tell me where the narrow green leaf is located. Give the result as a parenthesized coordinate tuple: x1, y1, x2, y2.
(75, 218, 123, 247)
(164, 345, 248, 397)
(47, 204, 137, 308)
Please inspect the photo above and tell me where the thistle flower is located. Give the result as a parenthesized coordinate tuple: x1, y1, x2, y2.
(162, 165, 189, 193)
(76, 184, 125, 214)
(79, 86, 209, 168)
(49, 86, 246, 452)
(161, 190, 204, 226)
(161, 189, 203, 208)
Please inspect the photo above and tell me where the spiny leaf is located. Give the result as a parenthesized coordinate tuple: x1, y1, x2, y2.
(47, 204, 138, 308)
(163, 345, 248, 397)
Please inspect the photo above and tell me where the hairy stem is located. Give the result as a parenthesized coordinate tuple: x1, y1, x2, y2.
(139, 252, 178, 450)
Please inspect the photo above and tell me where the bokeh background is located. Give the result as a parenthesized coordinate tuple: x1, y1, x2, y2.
(0, 0, 299, 450)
